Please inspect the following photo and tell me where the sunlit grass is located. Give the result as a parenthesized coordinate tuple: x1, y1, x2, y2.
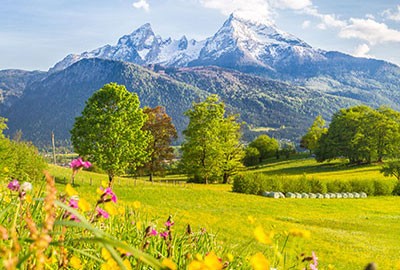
(47, 162, 400, 269)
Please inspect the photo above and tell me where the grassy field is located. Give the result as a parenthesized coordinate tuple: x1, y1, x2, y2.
(46, 157, 400, 269)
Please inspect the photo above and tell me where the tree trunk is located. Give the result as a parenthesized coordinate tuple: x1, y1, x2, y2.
(222, 173, 229, 184)
(149, 173, 153, 183)
(108, 174, 114, 187)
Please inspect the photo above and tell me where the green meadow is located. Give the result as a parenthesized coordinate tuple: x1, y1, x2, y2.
(47, 156, 400, 269)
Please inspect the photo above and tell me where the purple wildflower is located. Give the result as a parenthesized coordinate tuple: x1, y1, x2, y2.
(7, 179, 20, 192)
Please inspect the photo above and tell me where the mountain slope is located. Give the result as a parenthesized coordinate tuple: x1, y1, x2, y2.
(4, 59, 364, 145)
(0, 69, 46, 113)
(5, 59, 208, 145)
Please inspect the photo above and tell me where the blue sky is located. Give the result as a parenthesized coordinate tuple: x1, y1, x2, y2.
(1, 0, 400, 70)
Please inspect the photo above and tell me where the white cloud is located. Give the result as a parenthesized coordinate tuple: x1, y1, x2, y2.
(365, 14, 375, 20)
(271, 0, 312, 10)
(382, 5, 400, 22)
(301, 20, 310, 29)
(199, 0, 274, 22)
(353, 43, 372, 58)
(303, 7, 346, 29)
(133, 0, 150, 12)
(339, 18, 400, 45)
(198, 0, 313, 23)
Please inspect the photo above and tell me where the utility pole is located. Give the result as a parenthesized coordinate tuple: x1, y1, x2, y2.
(51, 131, 56, 165)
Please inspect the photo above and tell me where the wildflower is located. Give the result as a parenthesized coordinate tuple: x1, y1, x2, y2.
(69, 199, 78, 209)
(254, 226, 273, 245)
(148, 228, 158, 236)
(204, 252, 223, 269)
(310, 251, 318, 270)
(227, 253, 234, 262)
(104, 203, 118, 216)
(78, 198, 91, 212)
(250, 252, 270, 270)
(288, 228, 311, 239)
(133, 201, 141, 209)
(162, 258, 177, 270)
(7, 179, 20, 191)
(135, 221, 142, 230)
(69, 256, 82, 269)
(159, 231, 169, 239)
(96, 207, 109, 219)
(99, 187, 117, 203)
(65, 184, 78, 197)
(165, 220, 175, 227)
(70, 157, 92, 169)
(21, 182, 32, 192)
(3, 167, 9, 173)
(248, 215, 256, 224)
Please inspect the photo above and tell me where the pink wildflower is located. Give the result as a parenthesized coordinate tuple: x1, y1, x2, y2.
(7, 179, 20, 192)
(150, 228, 158, 236)
(70, 157, 92, 169)
(69, 199, 78, 209)
(310, 251, 318, 270)
(69, 214, 80, 222)
(159, 231, 169, 239)
(165, 220, 175, 227)
(96, 207, 109, 219)
(104, 187, 117, 203)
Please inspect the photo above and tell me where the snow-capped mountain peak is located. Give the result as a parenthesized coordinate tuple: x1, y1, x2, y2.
(50, 13, 325, 73)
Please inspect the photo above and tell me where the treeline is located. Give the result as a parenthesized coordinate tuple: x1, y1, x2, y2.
(0, 118, 47, 182)
(302, 105, 400, 164)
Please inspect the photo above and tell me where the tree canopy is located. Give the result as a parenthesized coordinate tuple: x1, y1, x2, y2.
(70, 83, 150, 185)
(140, 106, 177, 182)
(300, 115, 327, 154)
(249, 134, 279, 162)
(315, 105, 400, 164)
(180, 95, 244, 184)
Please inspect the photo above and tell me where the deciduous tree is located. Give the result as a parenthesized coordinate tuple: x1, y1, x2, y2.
(140, 106, 177, 182)
(70, 83, 150, 186)
(180, 95, 243, 184)
(249, 135, 279, 162)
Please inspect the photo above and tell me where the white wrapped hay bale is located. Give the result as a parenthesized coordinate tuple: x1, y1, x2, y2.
(329, 193, 336, 198)
(279, 192, 286, 198)
(342, 193, 348, 198)
(360, 192, 367, 198)
(295, 193, 302, 198)
(286, 192, 296, 198)
(336, 193, 342, 198)
(262, 191, 270, 197)
(301, 193, 309, 198)
(347, 192, 354, 198)
(316, 193, 324, 199)
(268, 192, 280, 198)
(352, 192, 360, 198)
(308, 193, 317, 198)
(324, 193, 331, 199)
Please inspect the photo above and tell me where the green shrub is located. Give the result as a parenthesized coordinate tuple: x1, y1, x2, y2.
(349, 180, 375, 195)
(309, 178, 328, 193)
(392, 182, 400, 196)
(373, 180, 393, 196)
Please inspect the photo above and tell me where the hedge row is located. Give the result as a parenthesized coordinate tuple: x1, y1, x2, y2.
(232, 173, 399, 196)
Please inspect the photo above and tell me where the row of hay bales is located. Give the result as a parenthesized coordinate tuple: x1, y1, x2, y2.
(262, 191, 368, 199)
